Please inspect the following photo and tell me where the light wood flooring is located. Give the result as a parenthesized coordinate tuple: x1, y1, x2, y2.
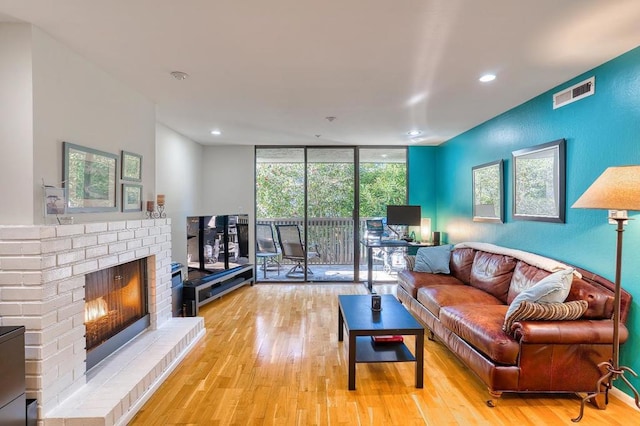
(130, 283, 639, 425)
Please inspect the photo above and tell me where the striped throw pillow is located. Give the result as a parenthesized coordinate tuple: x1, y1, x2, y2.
(404, 255, 416, 271)
(503, 300, 588, 333)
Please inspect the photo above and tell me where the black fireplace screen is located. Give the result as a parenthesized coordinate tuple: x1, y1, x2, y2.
(84, 258, 147, 352)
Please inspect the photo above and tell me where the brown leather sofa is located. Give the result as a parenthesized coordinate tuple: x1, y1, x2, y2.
(396, 243, 632, 405)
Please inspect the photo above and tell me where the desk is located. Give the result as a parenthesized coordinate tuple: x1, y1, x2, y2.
(361, 239, 432, 292)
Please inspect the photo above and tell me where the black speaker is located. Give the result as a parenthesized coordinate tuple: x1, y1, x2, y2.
(371, 295, 382, 312)
(432, 231, 441, 246)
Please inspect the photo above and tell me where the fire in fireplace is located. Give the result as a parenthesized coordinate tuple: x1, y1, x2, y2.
(84, 258, 149, 369)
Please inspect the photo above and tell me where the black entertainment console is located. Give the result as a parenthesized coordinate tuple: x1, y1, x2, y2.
(183, 265, 254, 316)
(184, 214, 254, 316)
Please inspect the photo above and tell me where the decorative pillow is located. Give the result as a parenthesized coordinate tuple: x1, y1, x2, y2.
(504, 268, 574, 321)
(404, 255, 416, 271)
(414, 244, 453, 274)
(503, 300, 588, 332)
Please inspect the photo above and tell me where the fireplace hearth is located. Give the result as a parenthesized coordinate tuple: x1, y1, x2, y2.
(85, 258, 150, 370)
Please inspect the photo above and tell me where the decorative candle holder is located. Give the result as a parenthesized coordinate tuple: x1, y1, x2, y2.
(146, 204, 166, 219)
(145, 195, 166, 219)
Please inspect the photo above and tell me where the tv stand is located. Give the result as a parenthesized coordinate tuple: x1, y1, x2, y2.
(183, 265, 254, 316)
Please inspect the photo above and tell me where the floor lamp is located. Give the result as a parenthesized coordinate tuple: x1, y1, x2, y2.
(571, 165, 640, 422)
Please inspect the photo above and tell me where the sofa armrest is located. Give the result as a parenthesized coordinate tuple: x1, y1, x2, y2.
(513, 320, 628, 345)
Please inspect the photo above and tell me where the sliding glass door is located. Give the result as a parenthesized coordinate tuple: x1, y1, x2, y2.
(255, 146, 407, 283)
(358, 148, 408, 282)
(306, 148, 355, 282)
(255, 148, 305, 281)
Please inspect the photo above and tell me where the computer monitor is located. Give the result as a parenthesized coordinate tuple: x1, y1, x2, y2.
(386, 205, 421, 226)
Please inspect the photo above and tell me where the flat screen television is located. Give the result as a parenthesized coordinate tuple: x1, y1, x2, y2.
(186, 214, 249, 280)
(386, 205, 421, 226)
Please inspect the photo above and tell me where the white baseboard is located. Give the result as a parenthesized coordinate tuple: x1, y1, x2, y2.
(611, 387, 640, 411)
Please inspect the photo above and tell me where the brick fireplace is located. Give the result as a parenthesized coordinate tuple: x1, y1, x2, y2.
(0, 219, 204, 425)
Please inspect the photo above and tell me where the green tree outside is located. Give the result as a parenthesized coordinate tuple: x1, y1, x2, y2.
(256, 162, 406, 219)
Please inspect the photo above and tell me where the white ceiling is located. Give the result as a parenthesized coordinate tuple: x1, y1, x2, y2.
(2, 0, 640, 147)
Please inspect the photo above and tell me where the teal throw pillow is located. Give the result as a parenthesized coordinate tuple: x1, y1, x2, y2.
(504, 268, 575, 322)
(413, 244, 453, 274)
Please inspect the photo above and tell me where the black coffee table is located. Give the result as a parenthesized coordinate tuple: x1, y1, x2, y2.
(338, 294, 424, 390)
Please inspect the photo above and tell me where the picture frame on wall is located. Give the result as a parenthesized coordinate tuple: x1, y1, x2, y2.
(122, 183, 143, 212)
(512, 139, 566, 223)
(472, 159, 504, 223)
(121, 150, 142, 181)
(63, 142, 119, 213)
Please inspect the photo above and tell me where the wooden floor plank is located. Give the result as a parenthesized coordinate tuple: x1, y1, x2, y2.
(131, 284, 639, 425)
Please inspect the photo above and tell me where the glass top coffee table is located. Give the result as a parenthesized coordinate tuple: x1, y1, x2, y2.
(338, 294, 424, 390)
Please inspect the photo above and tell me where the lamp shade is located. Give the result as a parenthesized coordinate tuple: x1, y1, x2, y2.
(572, 166, 640, 211)
(421, 218, 431, 240)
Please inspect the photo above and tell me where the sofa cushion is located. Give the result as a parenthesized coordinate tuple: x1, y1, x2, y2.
(439, 304, 520, 365)
(507, 261, 551, 304)
(417, 285, 503, 318)
(503, 300, 589, 333)
(414, 244, 453, 273)
(505, 268, 574, 322)
(469, 252, 517, 303)
(566, 277, 615, 320)
(397, 270, 463, 298)
(450, 248, 476, 284)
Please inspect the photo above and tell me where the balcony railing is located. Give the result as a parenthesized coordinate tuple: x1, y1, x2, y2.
(258, 217, 374, 265)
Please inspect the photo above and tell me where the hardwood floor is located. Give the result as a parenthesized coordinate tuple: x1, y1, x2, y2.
(131, 284, 639, 425)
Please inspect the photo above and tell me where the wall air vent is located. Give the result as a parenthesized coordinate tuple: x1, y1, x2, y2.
(553, 77, 595, 109)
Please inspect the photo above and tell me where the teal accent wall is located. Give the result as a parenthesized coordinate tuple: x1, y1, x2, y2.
(408, 146, 437, 238)
(410, 46, 640, 397)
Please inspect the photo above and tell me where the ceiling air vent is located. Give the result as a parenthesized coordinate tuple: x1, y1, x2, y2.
(553, 77, 595, 109)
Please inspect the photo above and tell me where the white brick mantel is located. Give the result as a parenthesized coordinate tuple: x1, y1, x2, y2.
(0, 218, 202, 424)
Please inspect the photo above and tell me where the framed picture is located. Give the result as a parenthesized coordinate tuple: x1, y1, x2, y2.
(63, 142, 119, 213)
(121, 151, 142, 181)
(122, 183, 143, 212)
(472, 159, 504, 223)
(44, 186, 66, 216)
(512, 139, 566, 223)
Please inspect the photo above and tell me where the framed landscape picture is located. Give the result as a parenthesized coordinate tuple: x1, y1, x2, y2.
(63, 142, 119, 213)
(512, 139, 566, 223)
(121, 150, 142, 181)
(472, 160, 504, 223)
(122, 183, 143, 212)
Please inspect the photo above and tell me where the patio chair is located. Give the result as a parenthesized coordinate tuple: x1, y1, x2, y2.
(235, 223, 250, 261)
(275, 224, 319, 277)
(256, 223, 281, 278)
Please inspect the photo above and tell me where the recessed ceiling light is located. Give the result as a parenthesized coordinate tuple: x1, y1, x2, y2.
(210, 130, 222, 136)
(410, 137, 425, 143)
(406, 92, 427, 106)
(479, 74, 496, 83)
(407, 130, 422, 137)
(170, 71, 189, 80)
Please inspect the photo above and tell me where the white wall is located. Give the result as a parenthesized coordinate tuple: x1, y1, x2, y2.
(201, 145, 255, 259)
(155, 123, 203, 265)
(31, 26, 156, 224)
(0, 24, 34, 224)
(155, 134, 257, 265)
(201, 145, 255, 216)
(0, 24, 156, 226)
